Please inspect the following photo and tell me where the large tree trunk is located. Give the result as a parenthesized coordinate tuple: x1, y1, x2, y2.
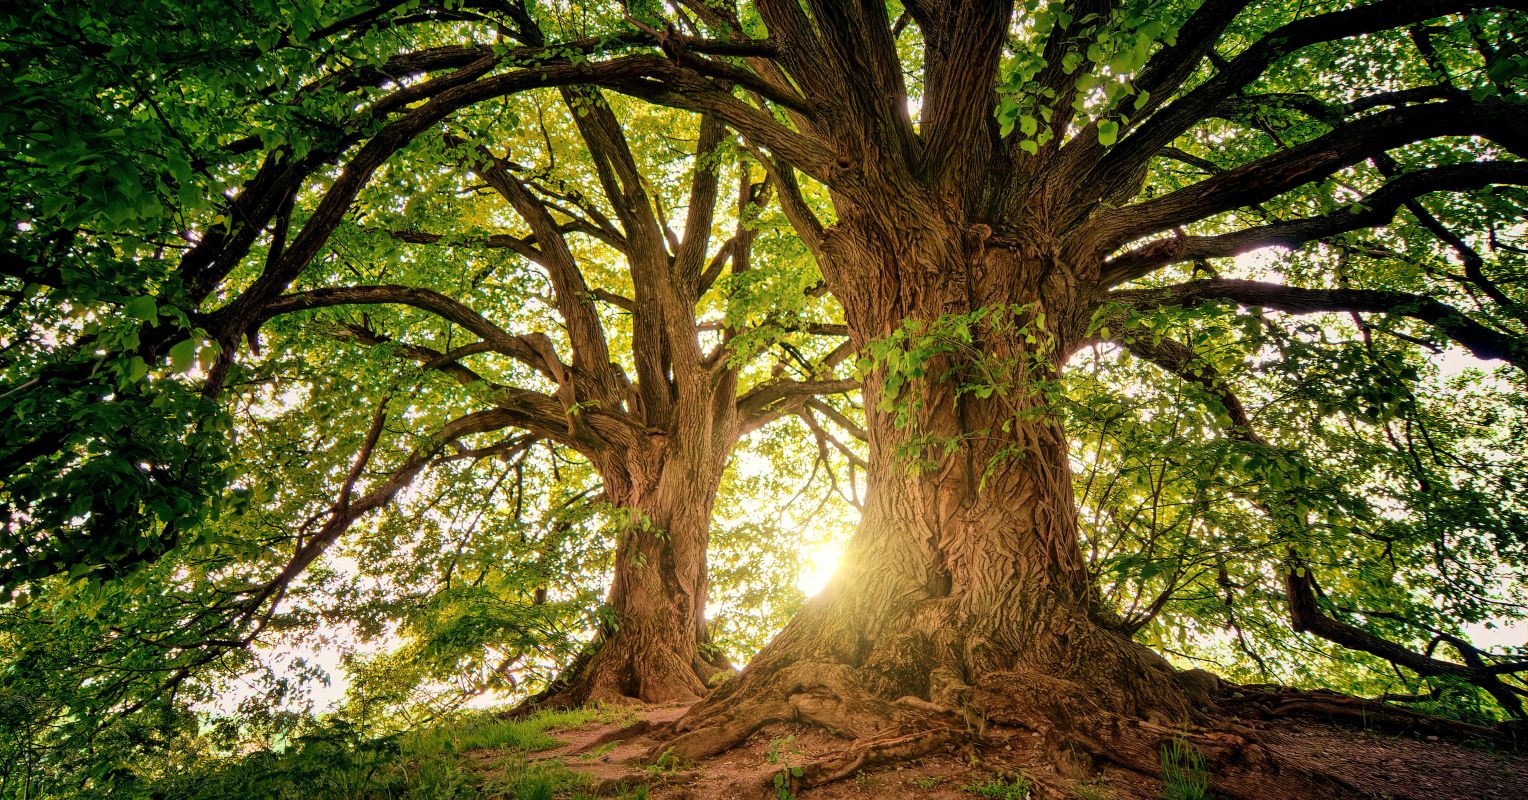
(664, 212, 1223, 781)
(531, 444, 731, 706)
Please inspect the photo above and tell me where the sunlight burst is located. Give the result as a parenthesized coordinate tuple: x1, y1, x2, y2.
(797, 539, 846, 597)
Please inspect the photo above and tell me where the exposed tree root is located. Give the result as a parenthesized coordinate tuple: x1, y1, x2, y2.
(658, 661, 967, 761)
(635, 577, 1517, 797)
(780, 729, 961, 795)
(512, 633, 730, 715)
(637, 651, 1520, 799)
(1222, 684, 1523, 746)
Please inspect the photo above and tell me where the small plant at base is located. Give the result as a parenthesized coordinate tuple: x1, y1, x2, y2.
(581, 740, 621, 760)
(646, 747, 692, 777)
(1159, 738, 1211, 800)
(766, 734, 801, 764)
(513, 773, 556, 800)
(765, 735, 805, 799)
(912, 774, 945, 789)
(962, 773, 1032, 799)
(772, 765, 805, 800)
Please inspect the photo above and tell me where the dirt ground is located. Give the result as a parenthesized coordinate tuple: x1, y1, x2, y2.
(524, 702, 1528, 800)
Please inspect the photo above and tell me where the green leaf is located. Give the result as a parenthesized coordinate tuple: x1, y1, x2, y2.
(125, 296, 157, 322)
(1097, 119, 1119, 146)
(169, 339, 199, 373)
(197, 341, 221, 372)
(126, 357, 149, 384)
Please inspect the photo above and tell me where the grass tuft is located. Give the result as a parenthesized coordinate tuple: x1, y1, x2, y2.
(961, 773, 1032, 799)
(1159, 738, 1212, 800)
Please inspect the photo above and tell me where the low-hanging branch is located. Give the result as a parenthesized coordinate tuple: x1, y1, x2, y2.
(1286, 563, 1528, 717)
(1119, 331, 1528, 720)
(1109, 279, 1528, 370)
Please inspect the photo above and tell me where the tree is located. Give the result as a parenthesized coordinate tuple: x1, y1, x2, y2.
(5, 0, 1528, 796)
(637, 1, 1528, 792)
(0, 0, 854, 715)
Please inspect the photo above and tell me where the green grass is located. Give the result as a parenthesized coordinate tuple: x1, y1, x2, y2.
(1159, 738, 1212, 800)
(1072, 782, 1114, 800)
(961, 773, 1032, 799)
(149, 705, 648, 800)
(399, 707, 604, 759)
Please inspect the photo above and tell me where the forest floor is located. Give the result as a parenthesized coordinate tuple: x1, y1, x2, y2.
(501, 700, 1528, 800)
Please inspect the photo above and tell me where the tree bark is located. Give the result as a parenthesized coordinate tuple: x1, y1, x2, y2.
(665, 207, 1210, 776)
(538, 443, 732, 706)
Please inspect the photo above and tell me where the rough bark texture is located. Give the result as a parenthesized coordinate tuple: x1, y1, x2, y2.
(666, 196, 1205, 763)
(506, 93, 846, 708)
(538, 441, 733, 706)
(651, 199, 1371, 797)
(91, 0, 1525, 790)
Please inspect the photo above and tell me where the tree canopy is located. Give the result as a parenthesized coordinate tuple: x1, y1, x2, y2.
(2, 0, 1527, 797)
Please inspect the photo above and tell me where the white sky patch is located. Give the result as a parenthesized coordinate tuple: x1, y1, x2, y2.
(1464, 618, 1528, 651)
(1435, 344, 1507, 378)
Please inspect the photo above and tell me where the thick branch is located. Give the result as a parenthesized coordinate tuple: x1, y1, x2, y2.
(469, 150, 620, 390)
(261, 284, 564, 379)
(1111, 279, 1528, 369)
(379, 227, 547, 263)
(329, 324, 630, 450)
(1100, 161, 1528, 284)
(917, 1, 1011, 182)
(1092, 0, 1500, 196)
(563, 87, 675, 426)
(1094, 98, 1528, 251)
(735, 377, 859, 434)
(206, 53, 722, 334)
